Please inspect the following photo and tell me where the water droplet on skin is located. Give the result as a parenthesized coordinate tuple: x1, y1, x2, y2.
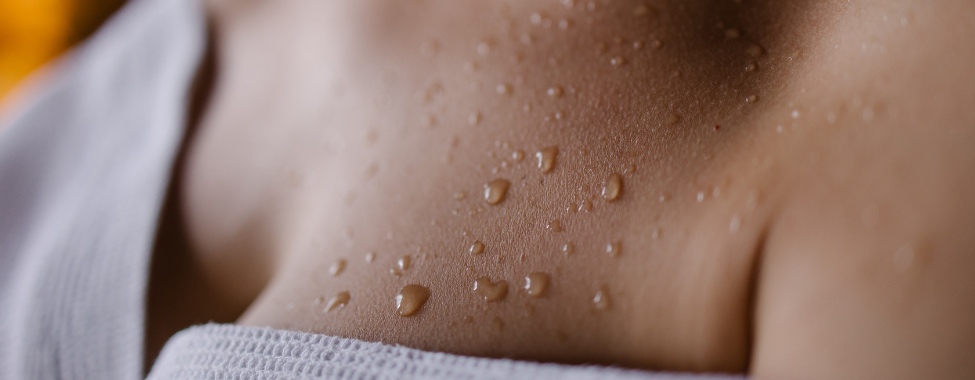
(610, 56, 626, 67)
(789, 49, 803, 61)
(469, 241, 485, 255)
(477, 42, 491, 56)
(484, 179, 511, 205)
(463, 61, 478, 75)
(421, 114, 437, 128)
(602, 173, 624, 201)
(547, 86, 563, 97)
(365, 252, 376, 263)
(524, 273, 551, 297)
(468, 111, 481, 126)
(746, 43, 763, 57)
(567, 202, 578, 213)
(536, 146, 559, 173)
(595, 42, 607, 54)
(745, 62, 757, 72)
(396, 284, 431, 316)
(593, 289, 612, 310)
(663, 112, 680, 125)
(562, 243, 574, 255)
(474, 277, 509, 302)
(463, 315, 474, 323)
(632, 40, 643, 49)
(623, 164, 637, 174)
(633, 4, 650, 16)
(530, 12, 543, 26)
(329, 259, 347, 276)
(724, 28, 741, 39)
(398, 256, 411, 271)
(776, 125, 784, 133)
(561, 0, 574, 8)
(390, 268, 403, 276)
(454, 190, 467, 200)
(559, 19, 571, 30)
(547, 219, 563, 232)
(512, 150, 525, 162)
(497, 84, 511, 95)
(862, 107, 874, 122)
(606, 242, 621, 257)
(893, 245, 915, 273)
(746, 95, 758, 103)
(492, 317, 505, 329)
(313, 296, 324, 305)
(697, 191, 705, 202)
(579, 200, 593, 212)
(730, 215, 742, 233)
(652, 229, 660, 239)
(791, 110, 800, 119)
(325, 291, 351, 312)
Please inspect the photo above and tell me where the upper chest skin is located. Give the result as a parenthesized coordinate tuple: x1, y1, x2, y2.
(178, 0, 975, 374)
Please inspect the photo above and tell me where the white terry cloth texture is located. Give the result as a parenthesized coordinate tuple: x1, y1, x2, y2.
(148, 324, 743, 380)
(0, 0, 745, 379)
(0, 0, 205, 378)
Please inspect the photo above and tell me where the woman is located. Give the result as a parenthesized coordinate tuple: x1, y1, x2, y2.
(2, 0, 973, 379)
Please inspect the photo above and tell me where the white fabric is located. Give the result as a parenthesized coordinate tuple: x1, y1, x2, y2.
(148, 324, 742, 380)
(0, 0, 205, 378)
(0, 0, 744, 379)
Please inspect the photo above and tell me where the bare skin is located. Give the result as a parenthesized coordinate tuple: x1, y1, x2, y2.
(147, 0, 975, 378)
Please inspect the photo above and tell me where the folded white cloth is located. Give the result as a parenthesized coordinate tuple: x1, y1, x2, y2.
(148, 324, 742, 380)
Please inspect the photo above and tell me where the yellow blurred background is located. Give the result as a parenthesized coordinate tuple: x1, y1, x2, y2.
(0, 0, 126, 102)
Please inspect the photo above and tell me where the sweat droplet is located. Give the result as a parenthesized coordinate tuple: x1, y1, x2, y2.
(547, 219, 563, 232)
(468, 111, 481, 126)
(746, 43, 763, 57)
(610, 56, 626, 66)
(497, 84, 511, 95)
(524, 273, 550, 297)
(536, 146, 559, 173)
(484, 179, 510, 204)
(329, 259, 347, 276)
(512, 150, 525, 162)
(746, 95, 758, 103)
(474, 277, 509, 302)
(606, 242, 621, 257)
(562, 243, 574, 254)
(325, 291, 350, 312)
(469, 241, 485, 255)
(547, 86, 563, 97)
(578, 200, 593, 212)
(396, 285, 431, 317)
(663, 112, 680, 125)
(398, 256, 411, 271)
(593, 289, 611, 310)
(602, 173, 623, 201)
(365, 252, 375, 263)
(454, 190, 467, 200)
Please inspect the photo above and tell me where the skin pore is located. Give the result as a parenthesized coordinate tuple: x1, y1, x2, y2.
(147, 0, 975, 378)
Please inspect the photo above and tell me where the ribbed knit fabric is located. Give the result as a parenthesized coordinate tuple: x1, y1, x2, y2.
(147, 324, 744, 380)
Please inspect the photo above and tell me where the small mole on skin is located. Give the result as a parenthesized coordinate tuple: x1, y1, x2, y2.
(396, 284, 431, 317)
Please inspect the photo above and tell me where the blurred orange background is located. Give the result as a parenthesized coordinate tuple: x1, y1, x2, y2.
(0, 0, 126, 102)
